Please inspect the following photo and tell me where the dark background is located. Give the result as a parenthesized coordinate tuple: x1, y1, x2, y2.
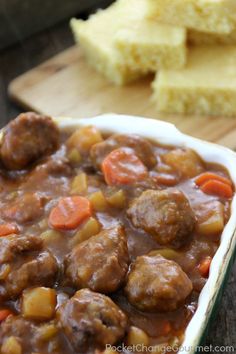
(0, 0, 235, 350)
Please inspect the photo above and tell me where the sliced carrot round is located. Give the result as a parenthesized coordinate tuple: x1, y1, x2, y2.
(0, 223, 18, 237)
(102, 148, 148, 186)
(200, 179, 233, 199)
(198, 256, 212, 278)
(153, 173, 178, 187)
(49, 196, 92, 230)
(0, 309, 13, 322)
(195, 172, 232, 187)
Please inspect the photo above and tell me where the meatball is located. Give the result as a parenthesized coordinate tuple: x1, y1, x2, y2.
(0, 112, 59, 170)
(162, 148, 204, 178)
(90, 134, 156, 169)
(0, 316, 60, 351)
(36, 154, 72, 177)
(127, 189, 195, 248)
(0, 316, 35, 350)
(57, 289, 127, 352)
(0, 250, 58, 300)
(65, 226, 129, 293)
(125, 254, 193, 312)
(0, 234, 42, 264)
(2, 193, 44, 224)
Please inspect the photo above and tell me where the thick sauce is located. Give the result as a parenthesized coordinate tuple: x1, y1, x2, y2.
(0, 113, 233, 354)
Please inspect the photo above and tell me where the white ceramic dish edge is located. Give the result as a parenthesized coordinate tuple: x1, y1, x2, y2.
(53, 114, 236, 354)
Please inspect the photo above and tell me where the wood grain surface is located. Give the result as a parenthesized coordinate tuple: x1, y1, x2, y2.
(8, 45, 236, 152)
(1, 20, 236, 351)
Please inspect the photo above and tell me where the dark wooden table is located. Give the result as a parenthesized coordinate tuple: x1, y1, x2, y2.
(0, 19, 235, 352)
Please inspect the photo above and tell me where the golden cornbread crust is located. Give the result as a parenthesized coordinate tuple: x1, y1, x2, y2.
(147, 0, 236, 34)
(114, 0, 186, 71)
(188, 29, 236, 45)
(71, 0, 187, 84)
(153, 46, 236, 116)
(70, 1, 142, 85)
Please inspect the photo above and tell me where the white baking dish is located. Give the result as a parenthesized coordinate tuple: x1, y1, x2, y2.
(54, 114, 236, 354)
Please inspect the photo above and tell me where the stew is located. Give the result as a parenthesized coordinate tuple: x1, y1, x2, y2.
(0, 113, 233, 354)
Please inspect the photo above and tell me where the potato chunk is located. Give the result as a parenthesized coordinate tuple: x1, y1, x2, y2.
(71, 173, 88, 195)
(196, 201, 224, 236)
(163, 148, 204, 178)
(127, 326, 149, 346)
(67, 126, 103, 154)
(40, 230, 63, 246)
(67, 148, 82, 164)
(22, 287, 56, 321)
(89, 190, 108, 211)
(1, 336, 22, 354)
(36, 323, 58, 341)
(107, 190, 127, 209)
(71, 217, 101, 246)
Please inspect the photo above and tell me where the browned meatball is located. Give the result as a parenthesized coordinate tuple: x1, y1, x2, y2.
(65, 226, 129, 293)
(0, 112, 59, 170)
(127, 189, 195, 248)
(0, 250, 58, 300)
(0, 234, 57, 300)
(125, 254, 193, 312)
(2, 193, 45, 224)
(0, 316, 36, 350)
(57, 289, 127, 352)
(0, 316, 61, 352)
(90, 134, 157, 169)
(0, 234, 42, 264)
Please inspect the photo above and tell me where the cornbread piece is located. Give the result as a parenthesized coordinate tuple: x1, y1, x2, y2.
(71, 0, 187, 84)
(114, 0, 186, 71)
(189, 29, 236, 45)
(70, 1, 142, 85)
(147, 0, 236, 34)
(153, 45, 236, 116)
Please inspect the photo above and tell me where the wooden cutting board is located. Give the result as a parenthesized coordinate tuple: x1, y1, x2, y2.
(8, 45, 236, 150)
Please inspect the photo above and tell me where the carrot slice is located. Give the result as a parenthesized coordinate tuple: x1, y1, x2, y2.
(153, 173, 178, 187)
(161, 321, 172, 336)
(0, 224, 18, 237)
(200, 180, 233, 199)
(102, 148, 148, 186)
(0, 309, 13, 322)
(195, 172, 232, 187)
(49, 196, 92, 230)
(198, 256, 212, 278)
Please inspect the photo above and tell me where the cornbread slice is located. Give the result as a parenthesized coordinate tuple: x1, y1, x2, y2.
(70, 1, 142, 85)
(114, 0, 186, 71)
(152, 46, 236, 116)
(147, 0, 236, 34)
(188, 29, 236, 45)
(71, 0, 187, 85)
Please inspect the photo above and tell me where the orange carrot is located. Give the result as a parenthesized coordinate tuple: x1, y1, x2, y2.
(0, 309, 13, 322)
(0, 224, 18, 237)
(153, 174, 178, 187)
(162, 321, 172, 336)
(195, 172, 232, 187)
(49, 196, 92, 230)
(102, 148, 148, 186)
(200, 180, 233, 199)
(198, 257, 212, 278)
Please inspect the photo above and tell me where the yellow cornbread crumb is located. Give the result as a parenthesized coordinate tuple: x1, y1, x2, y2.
(147, 0, 236, 34)
(70, 1, 141, 85)
(114, 0, 186, 71)
(71, 0, 186, 85)
(153, 46, 236, 116)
